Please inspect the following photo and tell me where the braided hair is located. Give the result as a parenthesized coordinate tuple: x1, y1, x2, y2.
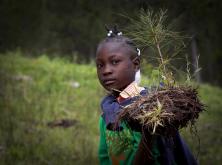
(96, 25, 141, 84)
(96, 25, 140, 59)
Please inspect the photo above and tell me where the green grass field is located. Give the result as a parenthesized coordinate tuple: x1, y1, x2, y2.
(0, 52, 221, 165)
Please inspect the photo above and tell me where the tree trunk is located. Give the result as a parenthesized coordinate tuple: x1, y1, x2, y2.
(191, 36, 201, 83)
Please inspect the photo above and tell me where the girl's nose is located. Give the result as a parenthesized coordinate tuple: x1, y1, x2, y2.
(103, 65, 113, 76)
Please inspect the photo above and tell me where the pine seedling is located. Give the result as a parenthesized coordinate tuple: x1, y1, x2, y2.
(117, 9, 204, 136)
(124, 9, 186, 86)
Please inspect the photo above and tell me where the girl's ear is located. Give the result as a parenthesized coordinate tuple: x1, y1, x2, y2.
(132, 57, 140, 71)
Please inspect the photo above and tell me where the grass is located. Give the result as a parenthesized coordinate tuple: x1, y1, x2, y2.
(181, 84, 222, 164)
(0, 52, 221, 164)
(0, 52, 104, 165)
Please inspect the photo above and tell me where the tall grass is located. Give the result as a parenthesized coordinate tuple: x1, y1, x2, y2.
(0, 52, 104, 165)
(0, 52, 221, 164)
(181, 84, 222, 164)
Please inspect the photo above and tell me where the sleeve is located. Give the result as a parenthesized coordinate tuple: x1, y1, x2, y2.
(98, 116, 111, 165)
(173, 133, 198, 165)
(156, 133, 198, 165)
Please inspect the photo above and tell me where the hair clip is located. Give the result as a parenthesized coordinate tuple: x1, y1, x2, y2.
(137, 48, 141, 56)
(117, 32, 122, 36)
(107, 30, 113, 37)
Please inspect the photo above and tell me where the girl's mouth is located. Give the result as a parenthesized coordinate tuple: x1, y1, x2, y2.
(103, 79, 116, 86)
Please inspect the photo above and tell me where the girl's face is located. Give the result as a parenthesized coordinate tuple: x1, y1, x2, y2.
(96, 42, 139, 91)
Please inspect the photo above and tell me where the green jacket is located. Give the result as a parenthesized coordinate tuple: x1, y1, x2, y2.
(98, 116, 142, 165)
(98, 89, 197, 165)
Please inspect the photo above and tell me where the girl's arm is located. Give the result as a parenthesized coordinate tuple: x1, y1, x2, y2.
(133, 134, 159, 165)
(98, 117, 111, 165)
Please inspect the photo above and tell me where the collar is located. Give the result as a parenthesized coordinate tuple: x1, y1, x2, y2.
(117, 81, 145, 102)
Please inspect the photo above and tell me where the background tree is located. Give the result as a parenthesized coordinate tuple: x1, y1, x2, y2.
(0, 0, 221, 85)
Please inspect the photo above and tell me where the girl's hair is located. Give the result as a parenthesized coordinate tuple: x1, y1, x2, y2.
(96, 25, 140, 58)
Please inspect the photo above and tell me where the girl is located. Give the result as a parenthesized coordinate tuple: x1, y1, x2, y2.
(96, 27, 197, 165)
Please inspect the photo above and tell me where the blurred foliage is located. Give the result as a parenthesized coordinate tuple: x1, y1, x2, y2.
(0, 0, 222, 85)
(181, 84, 222, 164)
(0, 53, 221, 164)
(0, 52, 104, 164)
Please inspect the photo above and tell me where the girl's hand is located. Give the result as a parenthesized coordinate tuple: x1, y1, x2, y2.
(133, 134, 153, 165)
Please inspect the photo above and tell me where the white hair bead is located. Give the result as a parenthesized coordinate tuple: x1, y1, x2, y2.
(107, 30, 113, 37)
(137, 48, 141, 56)
(117, 32, 122, 36)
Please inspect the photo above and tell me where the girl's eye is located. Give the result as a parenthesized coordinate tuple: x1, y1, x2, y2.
(111, 60, 120, 65)
(96, 63, 103, 69)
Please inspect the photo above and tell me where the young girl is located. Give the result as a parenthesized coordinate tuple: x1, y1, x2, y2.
(96, 27, 197, 165)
